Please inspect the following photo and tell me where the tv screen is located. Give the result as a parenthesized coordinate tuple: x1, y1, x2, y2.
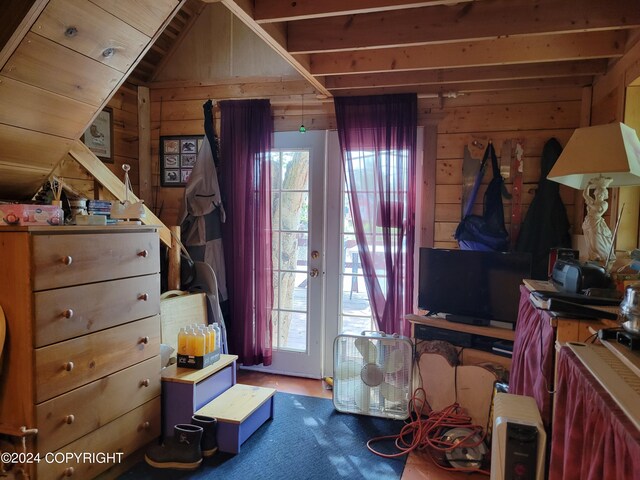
(418, 248, 532, 326)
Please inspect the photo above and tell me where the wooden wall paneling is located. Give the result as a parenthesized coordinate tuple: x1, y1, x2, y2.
(420, 124, 437, 247)
(2, 32, 120, 106)
(420, 87, 584, 110)
(33, 0, 150, 74)
(437, 101, 581, 133)
(138, 86, 152, 204)
(149, 80, 316, 102)
(0, 0, 47, 69)
(0, 75, 96, 139)
(89, 0, 179, 38)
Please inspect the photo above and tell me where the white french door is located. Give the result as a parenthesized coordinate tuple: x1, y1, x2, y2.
(256, 131, 326, 378)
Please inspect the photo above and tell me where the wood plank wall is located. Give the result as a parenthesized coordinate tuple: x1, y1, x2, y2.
(111, 81, 584, 240)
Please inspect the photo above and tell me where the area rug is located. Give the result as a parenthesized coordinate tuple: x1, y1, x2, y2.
(120, 392, 407, 480)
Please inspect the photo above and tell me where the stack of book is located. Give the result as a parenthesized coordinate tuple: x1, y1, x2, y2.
(87, 200, 112, 216)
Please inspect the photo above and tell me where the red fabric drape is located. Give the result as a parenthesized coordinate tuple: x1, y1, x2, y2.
(549, 347, 640, 480)
(334, 94, 417, 337)
(219, 99, 273, 366)
(510, 285, 555, 430)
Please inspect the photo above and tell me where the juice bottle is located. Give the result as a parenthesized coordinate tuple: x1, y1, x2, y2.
(199, 325, 212, 354)
(186, 328, 196, 356)
(193, 328, 206, 356)
(177, 328, 188, 355)
(206, 325, 215, 353)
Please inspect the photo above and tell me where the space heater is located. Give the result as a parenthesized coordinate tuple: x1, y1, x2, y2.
(490, 393, 546, 480)
(332, 332, 413, 420)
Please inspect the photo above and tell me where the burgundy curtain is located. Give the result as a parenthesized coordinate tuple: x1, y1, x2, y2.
(334, 94, 417, 336)
(219, 99, 273, 366)
(510, 285, 556, 430)
(549, 347, 640, 480)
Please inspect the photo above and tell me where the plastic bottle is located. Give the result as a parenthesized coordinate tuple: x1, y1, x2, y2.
(205, 325, 215, 354)
(193, 328, 206, 357)
(177, 328, 188, 356)
(185, 328, 196, 356)
(212, 323, 221, 352)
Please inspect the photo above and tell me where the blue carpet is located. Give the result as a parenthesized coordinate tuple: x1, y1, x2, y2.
(120, 392, 407, 480)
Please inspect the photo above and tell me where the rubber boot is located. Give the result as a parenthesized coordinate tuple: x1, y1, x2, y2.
(145, 424, 203, 470)
(192, 414, 218, 457)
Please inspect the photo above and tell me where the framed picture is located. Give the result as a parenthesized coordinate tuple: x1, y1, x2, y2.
(82, 107, 114, 163)
(160, 135, 203, 187)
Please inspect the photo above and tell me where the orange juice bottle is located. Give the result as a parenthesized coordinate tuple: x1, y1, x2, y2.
(177, 328, 188, 355)
(193, 328, 206, 356)
(198, 325, 211, 354)
(186, 328, 196, 356)
(206, 325, 215, 353)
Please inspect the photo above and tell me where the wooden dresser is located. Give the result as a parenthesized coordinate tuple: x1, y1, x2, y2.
(0, 226, 161, 479)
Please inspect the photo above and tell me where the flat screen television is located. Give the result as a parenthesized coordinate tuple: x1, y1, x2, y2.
(418, 248, 532, 327)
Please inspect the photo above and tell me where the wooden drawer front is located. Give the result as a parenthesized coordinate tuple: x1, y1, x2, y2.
(36, 356, 161, 454)
(37, 397, 160, 480)
(34, 274, 160, 347)
(35, 316, 160, 403)
(32, 232, 159, 291)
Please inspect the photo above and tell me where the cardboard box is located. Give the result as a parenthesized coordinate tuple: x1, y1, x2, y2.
(177, 350, 221, 369)
(0, 204, 63, 226)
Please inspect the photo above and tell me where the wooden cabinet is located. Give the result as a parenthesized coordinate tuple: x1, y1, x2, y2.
(0, 226, 161, 479)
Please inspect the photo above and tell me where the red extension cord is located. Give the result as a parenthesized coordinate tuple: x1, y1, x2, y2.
(366, 387, 491, 475)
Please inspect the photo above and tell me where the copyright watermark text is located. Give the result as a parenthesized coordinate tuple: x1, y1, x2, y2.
(1, 451, 124, 464)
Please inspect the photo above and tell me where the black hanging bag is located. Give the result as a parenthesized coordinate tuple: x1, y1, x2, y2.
(455, 143, 510, 252)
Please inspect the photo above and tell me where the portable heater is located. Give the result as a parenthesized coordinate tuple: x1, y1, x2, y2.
(490, 393, 546, 480)
(333, 332, 413, 420)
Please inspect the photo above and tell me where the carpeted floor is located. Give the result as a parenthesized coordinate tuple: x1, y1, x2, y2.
(120, 392, 407, 480)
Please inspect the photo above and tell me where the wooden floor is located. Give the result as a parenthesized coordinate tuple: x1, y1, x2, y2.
(236, 369, 486, 480)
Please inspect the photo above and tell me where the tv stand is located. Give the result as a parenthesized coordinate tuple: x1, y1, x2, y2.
(445, 314, 490, 327)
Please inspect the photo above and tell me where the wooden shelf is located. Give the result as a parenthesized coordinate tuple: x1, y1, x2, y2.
(406, 314, 515, 341)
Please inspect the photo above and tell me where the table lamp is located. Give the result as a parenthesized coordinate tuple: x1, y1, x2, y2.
(547, 122, 640, 265)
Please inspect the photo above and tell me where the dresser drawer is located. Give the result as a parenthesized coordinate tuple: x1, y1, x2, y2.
(36, 356, 161, 454)
(35, 316, 160, 403)
(32, 231, 159, 291)
(34, 274, 160, 347)
(37, 397, 160, 480)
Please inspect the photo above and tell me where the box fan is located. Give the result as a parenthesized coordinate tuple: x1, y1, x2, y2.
(333, 332, 413, 420)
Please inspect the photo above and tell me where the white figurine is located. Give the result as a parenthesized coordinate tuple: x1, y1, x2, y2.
(582, 176, 614, 264)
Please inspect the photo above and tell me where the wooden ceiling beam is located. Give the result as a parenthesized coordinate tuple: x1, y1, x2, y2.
(287, 0, 640, 54)
(331, 76, 595, 98)
(310, 31, 626, 76)
(325, 60, 609, 90)
(252, 0, 474, 23)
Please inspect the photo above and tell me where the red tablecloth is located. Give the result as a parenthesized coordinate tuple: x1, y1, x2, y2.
(510, 285, 555, 430)
(549, 347, 640, 480)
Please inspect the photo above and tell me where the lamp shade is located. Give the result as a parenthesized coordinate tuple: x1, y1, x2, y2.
(547, 122, 640, 189)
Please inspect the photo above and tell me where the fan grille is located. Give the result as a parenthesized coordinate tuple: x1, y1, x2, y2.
(333, 333, 413, 419)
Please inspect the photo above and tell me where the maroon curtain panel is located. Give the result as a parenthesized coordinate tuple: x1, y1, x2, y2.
(549, 347, 640, 480)
(510, 285, 555, 430)
(219, 99, 273, 366)
(334, 94, 417, 336)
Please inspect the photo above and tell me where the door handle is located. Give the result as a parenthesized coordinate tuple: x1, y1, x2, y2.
(309, 268, 319, 278)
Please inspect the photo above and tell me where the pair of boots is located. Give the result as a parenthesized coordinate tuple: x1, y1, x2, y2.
(145, 415, 218, 470)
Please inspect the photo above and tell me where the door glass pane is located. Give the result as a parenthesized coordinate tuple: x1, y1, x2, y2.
(271, 149, 310, 354)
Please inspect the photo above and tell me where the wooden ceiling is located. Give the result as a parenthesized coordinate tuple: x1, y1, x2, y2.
(187, 0, 640, 99)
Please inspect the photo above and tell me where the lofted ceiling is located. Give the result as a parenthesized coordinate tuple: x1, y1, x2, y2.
(164, 0, 640, 100)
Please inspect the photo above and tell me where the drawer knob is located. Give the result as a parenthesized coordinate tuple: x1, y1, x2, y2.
(64, 362, 74, 372)
(62, 309, 74, 319)
(64, 26, 78, 38)
(63, 467, 74, 477)
(138, 293, 149, 301)
(139, 336, 150, 345)
(138, 249, 149, 258)
(65, 415, 75, 425)
(140, 378, 151, 387)
(62, 255, 73, 266)
(141, 421, 150, 430)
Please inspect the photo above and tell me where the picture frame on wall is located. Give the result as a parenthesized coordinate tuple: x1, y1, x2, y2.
(160, 135, 203, 187)
(82, 107, 114, 163)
